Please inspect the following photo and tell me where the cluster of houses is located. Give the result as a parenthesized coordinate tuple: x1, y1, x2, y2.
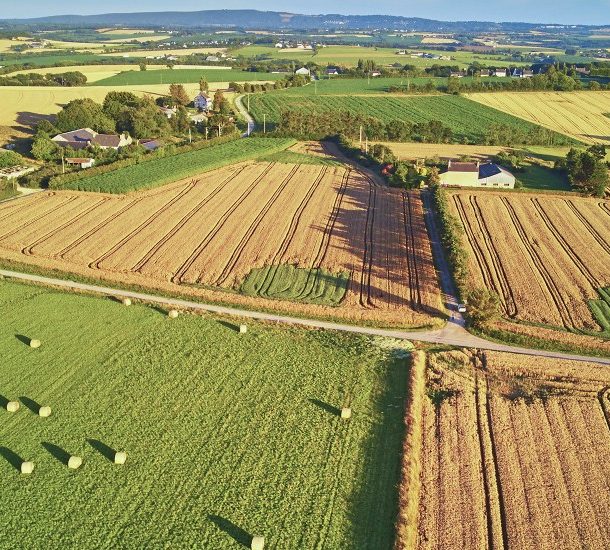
(449, 68, 538, 78)
(439, 160, 516, 188)
(397, 50, 452, 61)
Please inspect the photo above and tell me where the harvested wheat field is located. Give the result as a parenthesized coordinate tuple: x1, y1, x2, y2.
(398, 349, 610, 550)
(466, 91, 610, 144)
(0, 161, 441, 327)
(450, 191, 610, 333)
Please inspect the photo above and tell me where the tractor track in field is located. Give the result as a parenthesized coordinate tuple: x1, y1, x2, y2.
(470, 195, 517, 318)
(598, 387, 610, 435)
(22, 198, 109, 256)
(0, 196, 79, 241)
(132, 169, 245, 273)
(403, 191, 422, 310)
(501, 197, 577, 329)
(294, 168, 350, 301)
(563, 200, 610, 256)
(359, 177, 377, 308)
(214, 164, 301, 286)
(171, 163, 277, 285)
(89, 181, 197, 271)
(256, 166, 329, 295)
(531, 198, 601, 289)
(55, 198, 143, 259)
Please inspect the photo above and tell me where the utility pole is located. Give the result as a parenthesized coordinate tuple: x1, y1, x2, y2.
(365, 136, 368, 155)
(205, 126, 208, 140)
(188, 126, 192, 143)
(263, 113, 266, 134)
(61, 150, 65, 174)
(359, 125, 363, 150)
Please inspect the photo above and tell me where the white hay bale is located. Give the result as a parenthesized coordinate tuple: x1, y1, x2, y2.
(67, 456, 83, 470)
(121, 298, 132, 306)
(251, 536, 265, 550)
(6, 401, 19, 413)
(39, 406, 52, 418)
(168, 309, 179, 319)
(239, 324, 248, 334)
(341, 407, 352, 420)
(21, 461, 34, 474)
(29, 339, 41, 349)
(114, 451, 127, 465)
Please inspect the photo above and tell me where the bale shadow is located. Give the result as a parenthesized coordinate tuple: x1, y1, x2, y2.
(309, 398, 341, 417)
(0, 394, 9, 409)
(0, 447, 23, 471)
(19, 396, 41, 414)
(208, 515, 251, 547)
(15, 334, 32, 346)
(42, 442, 70, 466)
(218, 320, 239, 332)
(87, 439, 115, 462)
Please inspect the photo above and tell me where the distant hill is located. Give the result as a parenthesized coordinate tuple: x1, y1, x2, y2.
(1, 10, 601, 31)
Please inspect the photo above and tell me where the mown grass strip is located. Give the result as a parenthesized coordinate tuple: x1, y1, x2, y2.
(54, 138, 295, 193)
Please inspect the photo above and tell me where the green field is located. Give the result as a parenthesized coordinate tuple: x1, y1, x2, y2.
(241, 265, 349, 304)
(589, 287, 610, 333)
(516, 162, 571, 191)
(53, 138, 295, 193)
(233, 45, 522, 69)
(0, 53, 122, 67)
(93, 69, 285, 86)
(249, 94, 573, 144)
(0, 279, 408, 548)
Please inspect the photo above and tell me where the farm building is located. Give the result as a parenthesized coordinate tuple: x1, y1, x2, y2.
(439, 161, 516, 188)
(52, 128, 132, 151)
(295, 67, 311, 76)
(326, 67, 340, 76)
(194, 92, 211, 111)
(65, 157, 95, 169)
(0, 165, 36, 179)
(159, 106, 177, 119)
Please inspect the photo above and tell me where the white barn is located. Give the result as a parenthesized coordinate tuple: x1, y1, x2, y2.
(439, 161, 516, 189)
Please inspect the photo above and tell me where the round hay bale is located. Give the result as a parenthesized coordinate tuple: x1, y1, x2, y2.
(29, 339, 41, 349)
(67, 456, 83, 470)
(122, 298, 132, 306)
(6, 401, 19, 413)
(168, 309, 179, 319)
(114, 451, 127, 465)
(340, 407, 352, 420)
(21, 461, 35, 474)
(38, 406, 52, 418)
(251, 535, 265, 550)
(239, 324, 248, 334)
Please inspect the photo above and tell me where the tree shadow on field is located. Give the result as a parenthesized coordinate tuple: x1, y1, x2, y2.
(0, 447, 24, 471)
(87, 439, 116, 462)
(15, 334, 32, 346)
(208, 514, 252, 547)
(42, 442, 71, 466)
(309, 398, 341, 417)
(19, 396, 41, 414)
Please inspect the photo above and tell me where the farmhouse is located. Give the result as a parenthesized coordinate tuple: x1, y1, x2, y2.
(439, 160, 516, 188)
(326, 67, 340, 76)
(295, 67, 311, 76)
(52, 129, 132, 150)
(193, 92, 211, 111)
(65, 157, 95, 169)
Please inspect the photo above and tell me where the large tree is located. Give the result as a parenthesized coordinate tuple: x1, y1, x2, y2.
(169, 84, 190, 107)
(565, 148, 609, 197)
(55, 98, 115, 133)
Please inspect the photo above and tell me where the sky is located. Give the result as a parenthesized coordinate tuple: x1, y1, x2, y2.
(2, 0, 609, 25)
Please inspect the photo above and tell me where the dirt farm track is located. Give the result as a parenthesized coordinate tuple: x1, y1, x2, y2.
(0, 161, 441, 327)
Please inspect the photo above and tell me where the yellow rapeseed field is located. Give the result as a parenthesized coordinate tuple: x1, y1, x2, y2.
(466, 91, 610, 144)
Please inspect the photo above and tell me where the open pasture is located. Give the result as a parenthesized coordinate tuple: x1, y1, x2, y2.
(0, 279, 407, 548)
(466, 91, 610, 144)
(450, 191, 610, 332)
(409, 349, 610, 549)
(0, 161, 440, 327)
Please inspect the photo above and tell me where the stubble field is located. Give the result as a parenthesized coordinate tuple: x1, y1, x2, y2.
(0, 162, 441, 327)
(466, 91, 610, 144)
(450, 191, 610, 337)
(401, 349, 610, 549)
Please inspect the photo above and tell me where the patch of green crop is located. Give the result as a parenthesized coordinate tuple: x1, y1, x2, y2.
(0, 279, 406, 548)
(92, 69, 284, 86)
(589, 287, 610, 333)
(241, 264, 349, 305)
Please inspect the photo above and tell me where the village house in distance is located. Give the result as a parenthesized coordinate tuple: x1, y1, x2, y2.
(439, 160, 516, 188)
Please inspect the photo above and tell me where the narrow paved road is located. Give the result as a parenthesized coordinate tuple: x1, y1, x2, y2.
(2, 269, 609, 365)
(235, 94, 256, 137)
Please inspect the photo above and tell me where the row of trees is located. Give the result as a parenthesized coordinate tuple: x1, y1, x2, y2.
(0, 71, 87, 87)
